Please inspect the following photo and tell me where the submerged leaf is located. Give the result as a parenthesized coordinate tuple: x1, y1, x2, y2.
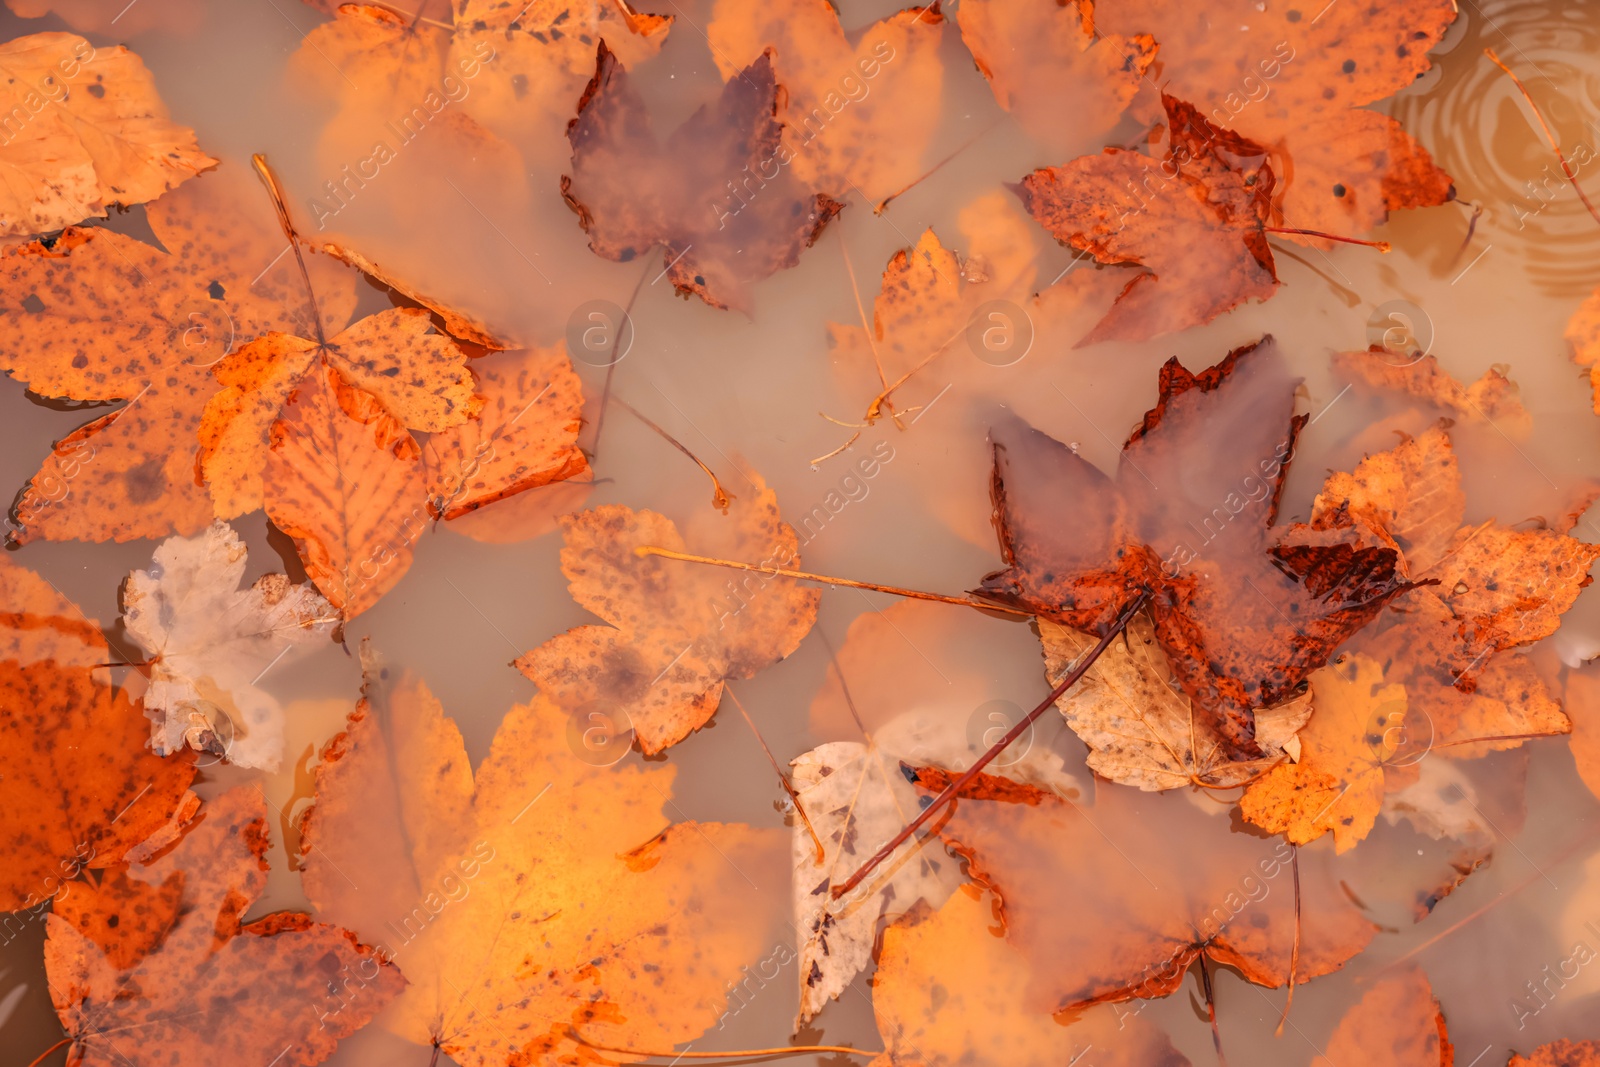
(122, 521, 337, 769)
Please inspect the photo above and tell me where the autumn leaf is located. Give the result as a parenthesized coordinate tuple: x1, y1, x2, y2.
(196, 305, 478, 519)
(912, 770, 1377, 1013)
(453, 0, 673, 151)
(1239, 653, 1403, 853)
(827, 193, 1039, 417)
(1097, 0, 1457, 241)
(1333, 346, 1532, 437)
(974, 338, 1412, 754)
(45, 786, 404, 1066)
(296, 646, 788, 1065)
(1311, 426, 1599, 687)
(1042, 610, 1311, 790)
(1567, 283, 1600, 415)
(0, 657, 199, 911)
(791, 709, 1079, 1025)
(263, 360, 429, 619)
(423, 342, 589, 520)
(562, 43, 843, 310)
(0, 162, 357, 543)
(1511, 1040, 1600, 1066)
(122, 520, 338, 770)
(957, 0, 1157, 158)
(1015, 92, 1277, 344)
(707, 0, 945, 205)
(870, 887, 1192, 1067)
(1562, 667, 1600, 804)
(1312, 965, 1453, 1066)
(0, 32, 214, 236)
(0, 551, 106, 668)
(517, 472, 820, 753)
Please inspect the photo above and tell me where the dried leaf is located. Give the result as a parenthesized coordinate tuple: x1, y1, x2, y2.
(958, 0, 1156, 157)
(915, 770, 1377, 1012)
(0, 32, 214, 236)
(561, 43, 842, 310)
(1042, 611, 1311, 790)
(707, 0, 945, 203)
(1312, 965, 1453, 1066)
(297, 650, 787, 1065)
(0, 657, 198, 911)
(1017, 93, 1277, 344)
(1097, 0, 1457, 241)
(791, 709, 1078, 1025)
(1511, 1040, 1600, 1066)
(870, 888, 1192, 1067)
(45, 787, 403, 1066)
(0, 163, 357, 542)
(517, 472, 820, 753)
(1333, 348, 1532, 435)
(264, 361, 429, 619)
(423, 343, 589, 520)
(122, 520, 337, 769)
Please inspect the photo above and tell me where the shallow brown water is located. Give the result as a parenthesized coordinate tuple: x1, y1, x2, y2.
(3, 1, 1600, 1065)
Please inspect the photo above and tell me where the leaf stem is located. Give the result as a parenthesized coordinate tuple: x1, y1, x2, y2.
(1274, 844, 1301, 1037)
(568, 1030, 877, 1059)
(1265, 227, 1391, 251)
(1485, 47, 1600, 226)
(251, 154, 327, 345)
(828, 588, 1152, 901)
(612, 396, 732, 511)
(26, 1038, 70, 1067)
(633, 546, 1033, 616)
(724, 686, 825, 863)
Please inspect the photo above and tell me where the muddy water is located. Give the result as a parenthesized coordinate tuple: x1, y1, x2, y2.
(3, 1, 1600, 1065)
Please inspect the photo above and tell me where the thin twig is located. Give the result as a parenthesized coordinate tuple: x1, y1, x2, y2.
(589, 260, 652, 461)
(612, 396, 732, 511)
(1199, 955, 1229, 1067)
(1266, 227, 1391, 251)
(568, 1029, 877, 1059)
(829, 589, 1153, 900)
(724, 687, 824, 862)
(1274, 844, 1301, 1037)
(251, 154, 326, 345)
(633, 546, 1034, 616)
(1485, 48, 1600, 226)
(26, 1038, 71, 1067)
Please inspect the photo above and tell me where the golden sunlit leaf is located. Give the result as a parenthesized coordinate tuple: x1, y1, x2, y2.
(1511, 1040, 1600, 1066)
(870, 888, 1192, 1067)
(297, 647, 788, 1065)
(1312, 966, 1453, 1066)
(0, 32, 214, 236)
(1333, 348, 1532, 436)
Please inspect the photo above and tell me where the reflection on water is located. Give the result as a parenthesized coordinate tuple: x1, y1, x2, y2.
(1392, 0, 1600, 295)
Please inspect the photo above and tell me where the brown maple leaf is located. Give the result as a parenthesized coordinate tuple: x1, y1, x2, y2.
(45, 787, 403, 1067)
(296, 645, 787, 1065)
(973, 338, 1413, 754)
(0, 163, 358, 543)
(561, 43, 843, 310)
(0, 32, 215, 236)
(516, 471, 820, 753)
(1015, 92, 1278, 344)
(706, 0, 946, 204)
(1097, 0, 1457, 242)
(911, 769, 1377, 1013)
